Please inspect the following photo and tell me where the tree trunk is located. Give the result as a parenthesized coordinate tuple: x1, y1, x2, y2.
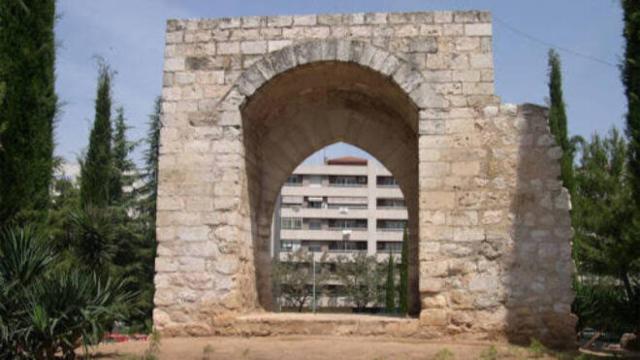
(620, 269, 640, 329)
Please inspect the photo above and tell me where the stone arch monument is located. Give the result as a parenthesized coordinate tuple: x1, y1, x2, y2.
(154, 11, 576, 347)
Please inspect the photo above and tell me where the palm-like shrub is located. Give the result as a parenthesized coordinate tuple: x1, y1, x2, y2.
(0, 227, 134, 359)
(69, 207, 116, 273)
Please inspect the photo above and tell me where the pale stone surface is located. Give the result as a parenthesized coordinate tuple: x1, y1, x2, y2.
(156, 10, 575, 349)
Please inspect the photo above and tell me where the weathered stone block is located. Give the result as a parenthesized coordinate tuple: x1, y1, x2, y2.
(465, 23, 492, 36)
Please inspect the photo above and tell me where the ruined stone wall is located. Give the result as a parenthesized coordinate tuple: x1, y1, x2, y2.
(155, 10, 576, 347)
(417, 103, 575, 347)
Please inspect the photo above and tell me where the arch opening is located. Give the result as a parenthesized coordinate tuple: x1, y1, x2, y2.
(240, 61, 421, 314)
(270, 143, 412, 313)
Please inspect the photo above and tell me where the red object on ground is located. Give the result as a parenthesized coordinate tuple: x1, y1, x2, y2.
(104, 333, 129, 343)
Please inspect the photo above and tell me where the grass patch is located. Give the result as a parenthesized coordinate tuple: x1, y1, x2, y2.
(202, 343, 214, 360)
(479, 345, 498, 360)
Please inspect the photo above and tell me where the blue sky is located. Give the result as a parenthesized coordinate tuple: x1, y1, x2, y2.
(55, 0, 624, 166)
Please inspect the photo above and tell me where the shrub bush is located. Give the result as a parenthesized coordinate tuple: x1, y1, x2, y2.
(0, 227, 134, 358)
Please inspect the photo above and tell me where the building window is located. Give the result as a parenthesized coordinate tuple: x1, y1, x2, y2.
(376, 198, 406, 208)
(376, 176, 399, 187)
(376, 241, 402, 253)
(281, 217, 302, 230)
(308, 175, 323, 187)
(377, 219, 406, 231)
(281, 240, 300, 252)
(329, 219, 367, 230)
(306, 196, 324, 208)
(329, 241, 367, 252)
(285, 175, 303, 186)
(329, 175, 367, 187)
(307, 220, 322, 230)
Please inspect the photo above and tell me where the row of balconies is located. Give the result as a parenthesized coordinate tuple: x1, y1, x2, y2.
(277, 250, 402, 262)
(281, 186, 403, 198)
(280, 229, 404, 241)
(280, 207, 407, 219)
(285, 183, 399, 188)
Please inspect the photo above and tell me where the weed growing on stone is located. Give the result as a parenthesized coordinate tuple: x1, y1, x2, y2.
(202, 343, 214, 359)
(140, 330, 161, 360)
(433, 348, 454, 360)
(479, 345, 498, 360)
(527, 338, 549, 358)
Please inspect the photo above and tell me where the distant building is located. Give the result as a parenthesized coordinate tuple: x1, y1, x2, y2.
(271, 156, 407, 309)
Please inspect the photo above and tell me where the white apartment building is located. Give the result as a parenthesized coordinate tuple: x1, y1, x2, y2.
(273, 156, 407, 257)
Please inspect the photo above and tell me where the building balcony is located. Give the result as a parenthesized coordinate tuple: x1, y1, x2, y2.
(281, 186, 369, 197)
(280, 207, 369, 219)
(375, 230, 404, 241)
(374, 208, 408, 220)
(328, 183, 367, 188)
(277, 251, 367, 262)
(375, 187, 404, 198)
(280, 229, 369, 241)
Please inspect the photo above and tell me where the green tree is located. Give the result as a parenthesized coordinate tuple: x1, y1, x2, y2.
(384, 251, 396, 313)
(129, 97, 162, 327)
(399, 227, 409, 315)
(80, 63, 113, 209)
(335, 253, 383, 311)
(547, 49, 575, 196)
(110, 106, 136, 206)
(47, 169, 81, 267)
(0, 0, 58, 226)
(272, 249, 328, 312)
(623, 0, 640, 206)
(572, 128, 640, 330)
(139, 97, 162, 222)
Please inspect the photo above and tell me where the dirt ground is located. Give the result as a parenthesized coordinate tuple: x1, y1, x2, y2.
(89, 335, 569, 359)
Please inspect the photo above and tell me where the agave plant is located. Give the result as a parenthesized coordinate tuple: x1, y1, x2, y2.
(69, 207, 116, 274)
(0, 227, 135, 359)
(0, 227, 55, 358)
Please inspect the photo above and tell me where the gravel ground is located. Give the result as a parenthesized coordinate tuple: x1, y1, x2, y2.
(89, 335, 567, 359)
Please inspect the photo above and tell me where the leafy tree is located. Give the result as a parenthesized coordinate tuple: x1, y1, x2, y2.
(47, 170, 81, 270)
(547, 49, 575, 196)
(384, 251, 396, 313)
(620, 5, 640, 330)
(573, 277, 635, 334)
(128, 97, 163, 327)
(399, 227, 409, 315)
(0, 0, 58, 226)
(80, 63, 113, 208)
(572, 128, 640, 330)
(335, 253, 383, 311)
(272, 249, 328, 312)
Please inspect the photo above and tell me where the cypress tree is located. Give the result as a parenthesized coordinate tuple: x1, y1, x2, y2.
(80, 64, 113, 208)
(140, 97, 162, 222)
(111, 106, 136, 205)
(622, 0, 640, 206)
(385, 250, 395, 313)
(133, 96, 162, 328)
(547, 49, 575, 196)
(0, 0, 58, 226)
(399, 227, 409, 315)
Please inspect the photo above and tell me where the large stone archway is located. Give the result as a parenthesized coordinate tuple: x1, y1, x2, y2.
(154, 11, 576, 347)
